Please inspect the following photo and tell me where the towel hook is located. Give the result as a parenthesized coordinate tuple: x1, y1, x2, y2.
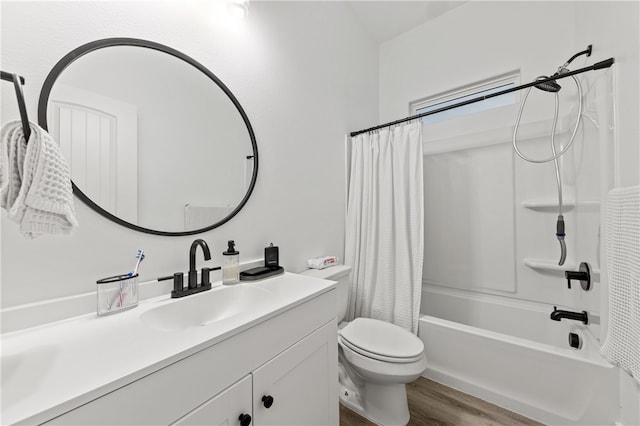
(1, 70, 31, 142)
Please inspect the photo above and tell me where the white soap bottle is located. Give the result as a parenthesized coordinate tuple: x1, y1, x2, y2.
(222, 240, 239, 284)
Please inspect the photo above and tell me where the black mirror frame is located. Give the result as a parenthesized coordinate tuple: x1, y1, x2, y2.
(38, 38, 258, 236)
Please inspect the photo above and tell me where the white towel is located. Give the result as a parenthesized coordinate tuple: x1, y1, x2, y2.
(601, 185, 640, 383)
(0, 120, 78, 238)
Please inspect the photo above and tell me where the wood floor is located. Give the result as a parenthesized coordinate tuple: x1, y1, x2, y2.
(339, 377, 542, 426)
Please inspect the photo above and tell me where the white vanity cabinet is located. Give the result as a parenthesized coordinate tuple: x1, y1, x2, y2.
(173, 375, 253, 426)
(173, 321, 335, 426)
(251, 320, 335, 425)
(40, 286, 338, 426)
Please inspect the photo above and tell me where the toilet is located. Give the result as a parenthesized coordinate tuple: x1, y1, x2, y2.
(301, 265, 426, 426)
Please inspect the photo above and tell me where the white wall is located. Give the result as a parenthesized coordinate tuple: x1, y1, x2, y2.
(573, 1, 640, 188)
(379, 2, 578, 124)
(0, 1, 378, 311)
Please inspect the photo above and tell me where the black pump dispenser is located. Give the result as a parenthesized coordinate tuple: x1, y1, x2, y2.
(224, 240, 239, 256)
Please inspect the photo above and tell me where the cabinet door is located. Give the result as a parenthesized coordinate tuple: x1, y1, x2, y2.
(252, 321, 338, 426)
(173, 375, 252, 426)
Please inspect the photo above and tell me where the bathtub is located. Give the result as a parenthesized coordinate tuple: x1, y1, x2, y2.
(418, 313, 619, 425)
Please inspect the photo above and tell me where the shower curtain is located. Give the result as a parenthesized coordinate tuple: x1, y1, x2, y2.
(345, 121, 424, 334)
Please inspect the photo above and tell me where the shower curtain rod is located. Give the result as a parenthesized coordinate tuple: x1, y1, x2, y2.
(350, 57, 615, 138)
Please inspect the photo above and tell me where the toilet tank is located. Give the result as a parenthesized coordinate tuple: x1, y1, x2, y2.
(300, 265, 351, 323)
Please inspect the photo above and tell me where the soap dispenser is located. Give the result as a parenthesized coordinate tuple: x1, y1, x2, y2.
(222, 240, 240, 284)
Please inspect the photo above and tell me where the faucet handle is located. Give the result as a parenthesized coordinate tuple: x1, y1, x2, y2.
(564, 262, 591, 291)
(171, 273, 184, 297)
(201, 267, 210, 286)
(200, 266, 221, 287)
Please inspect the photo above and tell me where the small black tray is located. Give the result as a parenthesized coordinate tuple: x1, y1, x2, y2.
(240, 266, 284, 281)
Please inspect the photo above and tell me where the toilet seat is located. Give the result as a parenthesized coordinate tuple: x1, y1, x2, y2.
(339, 336, 424, 363)
(339, 318, 424, 363)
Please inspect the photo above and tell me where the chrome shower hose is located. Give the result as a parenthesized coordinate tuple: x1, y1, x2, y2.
(512, 73, 583, 266)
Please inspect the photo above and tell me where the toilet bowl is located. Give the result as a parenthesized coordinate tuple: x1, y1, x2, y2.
(301, 266, 426, 426)
(338, 317, 426, 425)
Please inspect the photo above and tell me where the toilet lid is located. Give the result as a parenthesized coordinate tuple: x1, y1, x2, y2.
(339, 336, 424, 363)
(339, 318, 424, 360)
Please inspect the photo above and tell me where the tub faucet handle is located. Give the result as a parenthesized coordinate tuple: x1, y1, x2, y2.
(564, 262, 591, 290)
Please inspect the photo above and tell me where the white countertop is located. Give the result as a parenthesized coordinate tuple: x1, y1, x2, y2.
(1, 272, 336, 425)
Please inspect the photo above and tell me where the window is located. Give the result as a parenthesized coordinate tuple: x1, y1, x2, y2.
(410, 73, 519, 126)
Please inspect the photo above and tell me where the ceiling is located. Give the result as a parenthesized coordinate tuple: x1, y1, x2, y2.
(346, 1, 466, 44)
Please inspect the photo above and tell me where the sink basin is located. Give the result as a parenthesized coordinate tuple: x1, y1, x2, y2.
(140, 285, 273, 331)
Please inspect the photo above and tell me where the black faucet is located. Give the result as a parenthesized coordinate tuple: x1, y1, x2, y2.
(550, 306, 588, 324)
(171, 239, 216, 298)
(189, 239, 211, 289)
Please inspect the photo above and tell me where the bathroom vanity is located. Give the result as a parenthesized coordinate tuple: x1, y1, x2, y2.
(2, 273, 338, 425)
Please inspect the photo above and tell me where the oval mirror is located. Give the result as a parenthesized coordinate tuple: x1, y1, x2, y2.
(38, 38, 258, 236)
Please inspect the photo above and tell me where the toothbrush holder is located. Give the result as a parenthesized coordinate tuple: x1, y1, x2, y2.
(96, 273, 139, 316)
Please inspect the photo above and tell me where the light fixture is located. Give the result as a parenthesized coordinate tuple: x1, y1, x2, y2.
(228, 0, 249, 19)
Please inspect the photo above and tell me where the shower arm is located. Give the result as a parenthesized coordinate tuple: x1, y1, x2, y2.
(562, 45, 593, 69)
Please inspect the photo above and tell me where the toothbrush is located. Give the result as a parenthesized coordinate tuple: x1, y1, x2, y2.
(117, 282, 125, 308)
(118, 249, 144, 307)
(107, 279, 125, 310)
(132, 249, 145, 276)
(108, 249, 145, 311)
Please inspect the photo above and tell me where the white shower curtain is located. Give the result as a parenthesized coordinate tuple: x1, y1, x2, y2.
(345, 121, 424, 334)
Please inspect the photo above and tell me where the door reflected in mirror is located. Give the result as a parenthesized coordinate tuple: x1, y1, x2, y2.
(39, 39, 258, 236)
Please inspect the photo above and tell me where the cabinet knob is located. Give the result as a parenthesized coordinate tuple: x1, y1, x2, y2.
(262, 395, 274, 409)
(238, 413, 252, 426)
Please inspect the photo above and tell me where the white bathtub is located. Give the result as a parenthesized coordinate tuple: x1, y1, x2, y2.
(418, 314, 619, 425)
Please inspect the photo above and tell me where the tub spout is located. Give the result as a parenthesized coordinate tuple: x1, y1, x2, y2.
(550, 307, 588, 324)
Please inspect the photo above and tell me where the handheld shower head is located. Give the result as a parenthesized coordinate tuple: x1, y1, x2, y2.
(534, 75, 561, 93)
